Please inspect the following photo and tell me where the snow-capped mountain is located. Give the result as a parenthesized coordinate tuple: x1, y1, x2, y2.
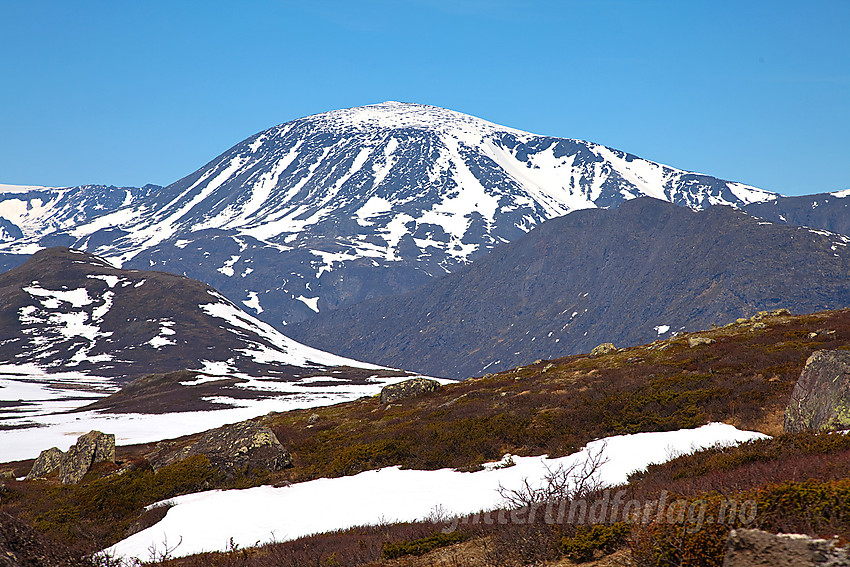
(0, 102, 779, 327)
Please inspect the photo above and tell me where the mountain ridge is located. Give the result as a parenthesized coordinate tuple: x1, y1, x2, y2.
(0, 102, 781, 329)
(287, 197, 850, 379)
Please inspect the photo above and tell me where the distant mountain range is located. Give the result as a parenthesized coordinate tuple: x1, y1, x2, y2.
(0, 102, 806, 332)
(288, 198, 850, 379)
(1, 103, 848, 381)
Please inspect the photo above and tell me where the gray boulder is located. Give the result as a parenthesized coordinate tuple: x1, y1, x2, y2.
(784, 350, 850, 433)
(724, 528, 850, 566)
(380, 377, 441, 404)
(589, 343, 617, 357)
(688, 336, 715, 348)
(58, 431, 115, 484)
(751, 308, 792, 320)
(147, 419, 292, 475)
(25, 447, 64, 480)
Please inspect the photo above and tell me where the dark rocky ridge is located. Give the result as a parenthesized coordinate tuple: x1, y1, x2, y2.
(0, 247, 410, 414)
(744, 192, 850, 237)
(288, 198, 850, 379)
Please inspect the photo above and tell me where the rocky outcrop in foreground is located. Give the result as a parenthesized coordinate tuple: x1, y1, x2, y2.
(784, 350, 850, 432)
(25, 431, 115, 484)
(146, 419, 292, 475)
(724, 528, 850, 566)
(380, 378, 441, 404)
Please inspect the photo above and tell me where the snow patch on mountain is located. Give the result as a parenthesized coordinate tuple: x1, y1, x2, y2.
(199, 293, 374, 368)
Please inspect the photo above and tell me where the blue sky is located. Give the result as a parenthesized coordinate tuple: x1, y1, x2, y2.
(1, 1, 847, 195)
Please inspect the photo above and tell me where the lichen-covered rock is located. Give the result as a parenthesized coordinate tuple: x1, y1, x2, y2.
(784, 350, 850, 433)
(724, 528, 850, 566)
(751, 308, 792, 320)
(688, 336, 715, 347)
(379, 377, 441, 404)
(25, 447, 64, 480)
(589, 343, 617, 357)
(147, 420, 292, 475)
(58, 431, 115, 484)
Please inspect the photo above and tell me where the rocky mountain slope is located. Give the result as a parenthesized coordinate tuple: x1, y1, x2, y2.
(0, 247, 412, 420)
(0, 103, 779, 328)
(743, 190, 850, 237)
(288, 198, 850, 379)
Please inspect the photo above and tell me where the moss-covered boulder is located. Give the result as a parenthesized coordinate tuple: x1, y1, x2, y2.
(380, 378, 441, 404)
(785, 350, 850, 433)
(590, 343, 617, 357)
(147, 419, 292, 475)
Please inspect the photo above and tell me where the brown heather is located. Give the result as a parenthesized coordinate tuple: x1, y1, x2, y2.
(3, 308, 850, 565)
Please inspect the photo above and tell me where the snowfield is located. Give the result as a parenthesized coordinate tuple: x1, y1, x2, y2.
(105, 423, 766, 560)
(0, 368, 451, 462)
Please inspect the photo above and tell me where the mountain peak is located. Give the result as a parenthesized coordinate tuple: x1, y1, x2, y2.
(297, 101, 527, 137)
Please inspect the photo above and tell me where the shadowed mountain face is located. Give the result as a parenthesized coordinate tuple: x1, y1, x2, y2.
(744, 192, 850, 237)
(0, 103, 778, 329)
(287, 198, 850, 379)
(0, 247, 394, 384)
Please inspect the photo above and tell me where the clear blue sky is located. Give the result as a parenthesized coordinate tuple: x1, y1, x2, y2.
(1, 1, 847, 196)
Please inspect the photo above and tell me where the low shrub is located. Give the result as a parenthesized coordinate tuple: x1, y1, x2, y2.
(381, 530, 467, 559)
(30, 456, 222, 549)
(560, 522, 630, 563)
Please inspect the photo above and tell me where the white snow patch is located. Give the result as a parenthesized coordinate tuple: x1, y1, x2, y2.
(296, 295, 320, 313)
(354, 195, 393, 227)
(147, 320, 176, 349)
(217, 255, 240, 277)
(199, 299, 380, 369)
(87, 274, 120, 288)
(242, 292, 263, 314)
(726, 182, 778, 204)
(24, 286, 92, 308)
(654, 325, 670, 335)
(106, 423, 766, 559)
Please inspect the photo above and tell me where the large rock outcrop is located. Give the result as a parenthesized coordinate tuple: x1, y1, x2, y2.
(784, 350, 850, 433)
(59, 431, 115, 484)
(724, 528, 850, 566)
(380, 378, 441, 404)
(146, 420, 292, 475)
(25, 431, 115, 484)
(24, 448, 64, 481)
